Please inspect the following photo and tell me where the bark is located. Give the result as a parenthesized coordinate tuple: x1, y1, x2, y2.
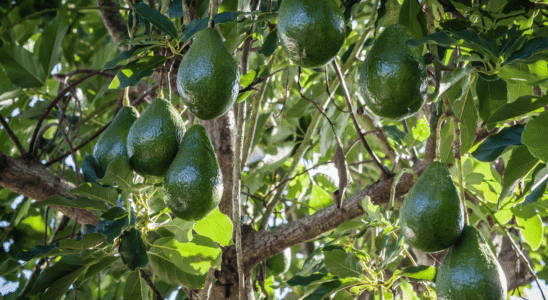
(0, 151, 99, 225)
(96, 0, 129, 50)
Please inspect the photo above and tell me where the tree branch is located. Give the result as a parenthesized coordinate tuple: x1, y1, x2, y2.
(0, 151, 99, 225)
(0, 112, 27, 156)
(96, 0, 130, 51)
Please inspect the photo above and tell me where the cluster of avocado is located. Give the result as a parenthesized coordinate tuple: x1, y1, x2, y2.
(93, 99, 223, 223)
(400, 162, 507, 299)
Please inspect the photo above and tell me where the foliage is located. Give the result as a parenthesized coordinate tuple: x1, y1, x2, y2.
(0, 0, 547, 299)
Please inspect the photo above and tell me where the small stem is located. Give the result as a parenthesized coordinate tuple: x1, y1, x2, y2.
(387, 168, 417, 217)
(124, 87, 130, 107)
(0, 112, 27, 156)
(435, 114, 447, 161)
(208, 0, 215, 27)
(0, 197, 29, 245)
(447, 115, 468, 224)
(331, 60, 393, 179)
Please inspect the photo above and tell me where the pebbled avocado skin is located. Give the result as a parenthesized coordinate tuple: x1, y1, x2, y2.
(163, 125, 223, 221)
(400, 161, 465, 253)
(436, 226, 507, 300)
(359, 24, 427, 120)
(177, 27, 240, 120)
(277, 0, 346, 69)
(93, 106, 139, 170)
(126, 99, 185, 177)
(266, 248, 292, 276)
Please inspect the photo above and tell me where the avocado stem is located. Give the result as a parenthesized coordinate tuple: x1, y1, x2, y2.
(208, 0, 215, 28)
(387, 168, 417, 218)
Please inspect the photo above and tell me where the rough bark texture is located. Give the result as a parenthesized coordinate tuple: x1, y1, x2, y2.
(95, 0, 129, 50)
(0, 151, 99, 225)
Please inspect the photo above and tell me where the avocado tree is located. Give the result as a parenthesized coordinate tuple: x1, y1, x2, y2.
(0, 0, 547, 299)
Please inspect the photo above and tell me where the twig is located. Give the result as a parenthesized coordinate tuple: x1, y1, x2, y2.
(325, 66, 349, 113)
(0, 112, 27, 156)
(130, 76, 176, 106)
(238, 68, 287, 94)
(401, 119, 419, 162)
(0, 197, 29, 245)
(331, 60, 393, 179)
(139, 269, 164, 300)
(44, 207, 50, 246)
(52, 68, 117, 83)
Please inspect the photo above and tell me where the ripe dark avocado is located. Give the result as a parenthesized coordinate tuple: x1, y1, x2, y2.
(119, 227, 149, 271)
(163, 125, 223, 221)
(176, 27, 240, 120)
(400, 162, 464, 253)
(436, 226, 507, 300)
(359, 24, 427, 120)
(266, 248, 292, 276)
(93, 106, 139, 170)
(277, 0, 346, 68)
(126, 98, 185, 177)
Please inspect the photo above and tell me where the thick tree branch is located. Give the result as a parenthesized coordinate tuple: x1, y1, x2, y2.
(0, 151, 99, 225)
(96, 0, 130, 50)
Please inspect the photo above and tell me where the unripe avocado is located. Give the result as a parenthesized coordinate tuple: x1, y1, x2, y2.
(93, 106, 139, 170)
(119, 227, 149, 271)
(126, 98, 185, 177)
(266, 248, 292, 276)
(176, 27, 240, 120)
(163, 125, 223, 221)
(436, 226, 507, 300)
(359, 24, 427, 120)
(277, 0, 346, 68)
(400, 162, 464, 253)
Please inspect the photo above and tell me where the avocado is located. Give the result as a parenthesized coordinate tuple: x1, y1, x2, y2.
(277, 0, 346, 68)
(266, 248, 292, 276)
(163, 125, 223, 221)
(436, 226, 507, 300)
(400, 162, 464, 253)
(126, 98, 185, 177)
(359, 24, 427, 120)
(119, 227, 149, 271)
(176, 27, 240, 120)
(93, 106, 139, 170)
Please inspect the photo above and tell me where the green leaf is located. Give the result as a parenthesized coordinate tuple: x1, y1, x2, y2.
(14, 244, 59, 261)
(33, 195, 109, 211)
(523, 164, 548, 206)
(258, 29, 279, 57)
(400, 265, 437, 281)
(194, 208, 233, 246)
(397, 0, 427, 39)
(472, 124, 524, 162)
(98, 158, 134, 187)
(516, 214, 544, 251)
(505, 37, 548, 65)
(133, 3, 178, 39)
(447, 74, 477, 154)
(181, 12, 240, 42)
(123, 270, 150, 300)
(323, 249, 362, 278)
(522, 110, 548, 162)
(71, 182, 118, 206)
(361, 196, 384, 223)
(499, 145, 539, 206)
(287, 272, 327, 286)
(406, 31, 457, 48)
(499, 61, 548, 87)
(101, 46, 147, 71)
(60, 233, 105, 250)
(487, 95, 548, 128)
(37, 13, 69, 75)
(29, 255, 89, 295)
(109, 55, 167, 89)
(0, 43, 46, 88)
(303, 280, 343, 300)
(42, 266, 87, 300)
(82, 154, 105, 184)
(476, 76, 508, 122)
(119, 228, 149, 271)
(81, 256, 119, 282)
(161, 218, 194, 243)
(451, 30, 499, 58)
(309, 185, 333, 214)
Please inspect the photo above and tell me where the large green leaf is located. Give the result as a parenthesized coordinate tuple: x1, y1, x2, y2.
(472, 124, 524, 162)
(148, 244, 207, 289)
(522, 110, 548, 162)
(98, 158, 134, 188)
(160, 218, 194, 243)
(476, 76, 508, 122)
(308, 184, 333, 214)
(70, 182, 118, 206)
(516, 214, 544, 251)
(487, 95, 548, 129)
(397, 0, 427, 39)
(499, 145, 540, 206)
(14, 244, 59, 261)
(59, 233, 106, 250)
(400, 265, 437, 281)
(33, 195, 109, 211)
(322, 249, 362, 278)
(194, 208, 233, 246)
(29, 255, 90, 295)
(109, 55, 167, 89)
(123, 270, 150, 300)
(287, 272, 328, 286)
(37, 13, 69, 75)
(133, 3, 178, 39)
(0, 43, 46, 88)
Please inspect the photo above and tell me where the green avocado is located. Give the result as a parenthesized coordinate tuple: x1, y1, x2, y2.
(119, 227, 149, 271)
(359, 24, 427, 120)
(277, 0, 346, 68)
(400, 162, 464, 253)
(93, 106, 139, 170)
(163, 125, 223, 221)
(266, 248, 292, 276)
(176, 27, 240, 120)
(126, 98, 185, 177)
(436, 226, 507, 300)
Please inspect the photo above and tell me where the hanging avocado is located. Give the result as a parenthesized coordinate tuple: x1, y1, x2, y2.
(277, 0, 346, 68)
(436, 226, 507, 300)
(177, 27, 240, 120)
(93, 106, 139, 170)
(163, 125, 223, 221)
(400, 162, 465, 253)
(359, 24, 427, 120)
(126, 98, 185, 177)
